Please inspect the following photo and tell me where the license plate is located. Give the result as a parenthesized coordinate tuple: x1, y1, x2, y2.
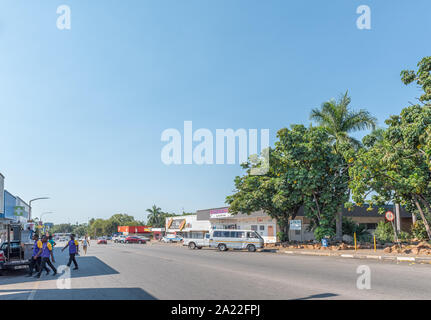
(14, 265, 28, 270)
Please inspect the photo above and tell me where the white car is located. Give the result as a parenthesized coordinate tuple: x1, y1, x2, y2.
(113, 235, 126, 243)
(162, 236, 183, 243)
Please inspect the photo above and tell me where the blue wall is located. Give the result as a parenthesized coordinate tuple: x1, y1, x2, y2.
(4, 190, 17, 221)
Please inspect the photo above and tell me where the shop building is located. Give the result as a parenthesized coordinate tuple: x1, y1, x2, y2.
(165, 215, 211, 238)
(151, 228, 166, 240)
(194, 205, 414, 243)
(117, 226, 152, 237)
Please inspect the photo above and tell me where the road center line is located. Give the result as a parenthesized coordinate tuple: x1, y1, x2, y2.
(27, 280, 40, 300)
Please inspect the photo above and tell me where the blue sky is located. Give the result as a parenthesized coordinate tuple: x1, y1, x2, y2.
(0, 0, 430, 224)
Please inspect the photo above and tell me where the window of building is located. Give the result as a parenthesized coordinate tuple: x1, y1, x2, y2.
(251, 225, 258, 231)
(259, 225, 265, 231)
(366, 223, 378, 230)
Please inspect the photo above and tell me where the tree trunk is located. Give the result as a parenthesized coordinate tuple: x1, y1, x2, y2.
(336, 210, 343, 241)
(413, 196, 431, 240)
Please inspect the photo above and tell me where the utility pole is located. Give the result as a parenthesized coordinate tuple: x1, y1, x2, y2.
(395, 203, 401, 233)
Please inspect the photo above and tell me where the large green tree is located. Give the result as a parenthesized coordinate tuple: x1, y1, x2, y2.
(348, 57, 431, 239)
(310, 91, 376, 240)
(227, 125, 349, 241)
(226, 149, 302, 242)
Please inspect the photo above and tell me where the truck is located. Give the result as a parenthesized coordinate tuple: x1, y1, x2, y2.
(0, 222, 32, 276)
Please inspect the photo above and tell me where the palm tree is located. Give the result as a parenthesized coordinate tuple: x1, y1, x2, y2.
(310, 91, 377, 151)
(146, 205, 164, 228)
(310, 91, 377, 240)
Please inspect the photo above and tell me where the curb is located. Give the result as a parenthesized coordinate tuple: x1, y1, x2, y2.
(282, 250, 431, 264)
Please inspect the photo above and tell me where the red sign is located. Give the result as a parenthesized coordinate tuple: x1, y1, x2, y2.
(385, 211, 395, 222)
(117, 226, 151, 233)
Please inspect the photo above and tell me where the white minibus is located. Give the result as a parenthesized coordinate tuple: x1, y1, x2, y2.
(209, 230, 264, 252)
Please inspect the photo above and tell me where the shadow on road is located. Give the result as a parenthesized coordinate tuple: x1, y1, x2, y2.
(0, 256, 119, 286)
(295, 293, 339, 300)
(0, 287, 156, 300)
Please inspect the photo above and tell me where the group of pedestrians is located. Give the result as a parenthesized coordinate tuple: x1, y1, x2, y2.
(27, 233, 87, 279)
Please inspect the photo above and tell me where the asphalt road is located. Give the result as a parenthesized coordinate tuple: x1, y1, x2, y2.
(1, 241, 431, 300)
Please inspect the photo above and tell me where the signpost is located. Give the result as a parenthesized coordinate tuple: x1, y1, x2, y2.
(386, 211, 399, 246)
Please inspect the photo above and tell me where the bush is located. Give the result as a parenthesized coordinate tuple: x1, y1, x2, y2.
(412, 221, 429, 240)
(398, 231, 412, 242)
(342, 218, 371, 242)
(314, 226, 335, 242)
(277, 231, 289, 242)
(374, 221, 394, 243)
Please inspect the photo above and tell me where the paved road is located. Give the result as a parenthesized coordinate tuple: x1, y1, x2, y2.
(1, 241, 431, 300)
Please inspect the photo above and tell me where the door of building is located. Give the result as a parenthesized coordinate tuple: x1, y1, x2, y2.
(268, 225, 274, 237)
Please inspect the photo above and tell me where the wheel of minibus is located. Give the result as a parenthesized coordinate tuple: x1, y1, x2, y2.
(218, 244, 227, 252)
(247, 244, 256, 252)
(188, 242, 196, 250)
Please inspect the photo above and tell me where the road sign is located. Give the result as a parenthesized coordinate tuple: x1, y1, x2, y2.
(290, 220, 302, 230)
(385, 211, 395, 222)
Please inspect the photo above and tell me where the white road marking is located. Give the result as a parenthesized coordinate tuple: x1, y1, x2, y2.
(27, 280, 40, 300)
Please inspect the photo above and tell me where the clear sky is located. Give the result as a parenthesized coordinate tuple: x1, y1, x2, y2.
(0, 0, 430, 224)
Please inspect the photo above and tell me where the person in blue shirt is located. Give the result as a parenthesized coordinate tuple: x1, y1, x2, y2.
(62, 234, 79, 270)
(27, 234, 49, 277)
(34, 235, 57, 278)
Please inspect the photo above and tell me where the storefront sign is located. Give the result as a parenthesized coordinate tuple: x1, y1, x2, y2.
(290, 220, 302, 230)
(169, 219, 186, 230)
(210, 208, 231, 219)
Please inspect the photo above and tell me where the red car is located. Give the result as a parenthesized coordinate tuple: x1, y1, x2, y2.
(125, 236, 146, 244)
(97, 238, 107, 244)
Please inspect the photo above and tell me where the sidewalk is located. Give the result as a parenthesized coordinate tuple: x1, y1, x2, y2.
(260, 247, 431, 264)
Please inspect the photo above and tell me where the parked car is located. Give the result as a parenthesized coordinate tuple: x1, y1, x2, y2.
(97, 238, 107, 244)
(162, 235, 183, 243)
(137, 236, 150, 242)
(113, 235, 126, 243)
(124, 236, 146, 244)
(183, 233, 210, 249)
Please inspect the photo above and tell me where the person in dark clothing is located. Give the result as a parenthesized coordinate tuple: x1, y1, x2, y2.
(34, 235, 57, 278)
(62, 234, 79, 270)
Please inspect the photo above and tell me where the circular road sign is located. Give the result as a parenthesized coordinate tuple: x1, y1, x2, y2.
(385, 211, 395, 222)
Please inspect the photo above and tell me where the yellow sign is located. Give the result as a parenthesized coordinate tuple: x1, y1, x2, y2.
(167, 218, 173, 229)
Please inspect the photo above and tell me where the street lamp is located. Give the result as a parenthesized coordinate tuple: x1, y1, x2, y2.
(28, 197, 50, 221)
